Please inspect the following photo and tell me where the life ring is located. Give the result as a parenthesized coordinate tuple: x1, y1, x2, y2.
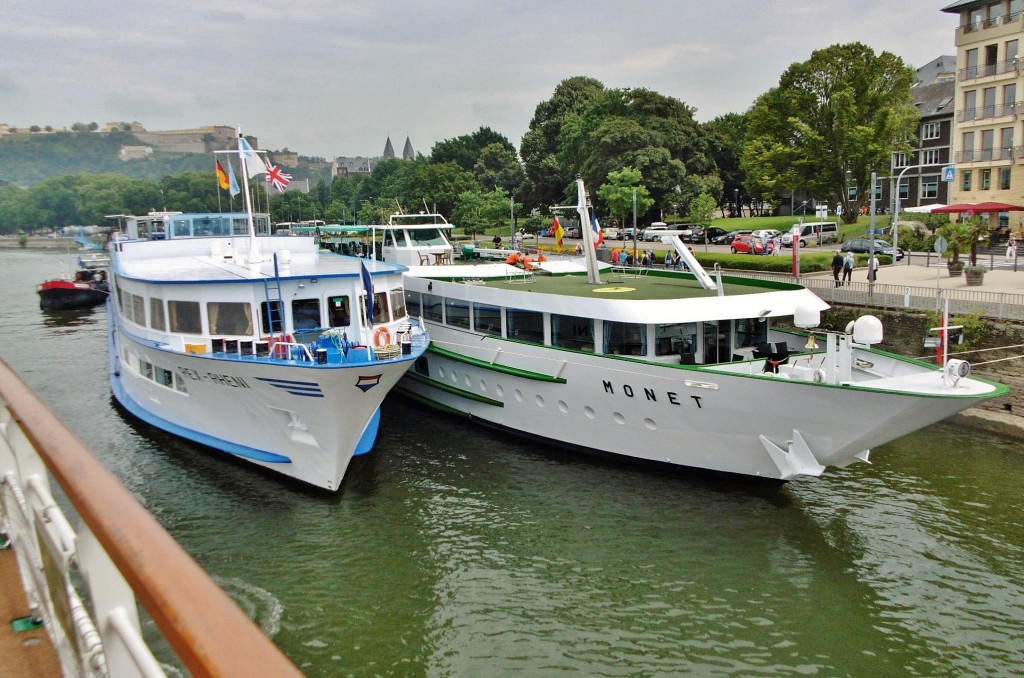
(374, 327, 392, 347)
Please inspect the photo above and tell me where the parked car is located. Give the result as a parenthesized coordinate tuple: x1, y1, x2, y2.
(685, 226, 728, 244)
(750, 229, 782, 241)
(712, 229, 747, 245)
(617, 227, 640, 240)
(840, 238, 905, 261)
(565, 226, 582, 238)
(730, 234, 774, 255)
(602, 227, 620, 240)
(781, 221, 840, 247)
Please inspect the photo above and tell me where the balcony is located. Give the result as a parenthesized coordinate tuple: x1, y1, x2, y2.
(959, 58, 1020, 82)
(958, 101, 1022, 122)
(955, 145, 1023, 163)
(959, 10, 1022, 35)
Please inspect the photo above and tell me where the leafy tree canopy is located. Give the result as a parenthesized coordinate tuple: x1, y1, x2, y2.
(742, 42, 917, 223)
(431, 127, 515, 173)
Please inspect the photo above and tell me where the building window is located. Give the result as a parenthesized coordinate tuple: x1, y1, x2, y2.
(1001, 127, 1014, 157)
(962, 131, 976, 161)
(921, 176, 939, 199)
(963, 170, 973, 191)
(922, 149, 941, 165)
(964, 90, 977, 120)
(981, 168, 992, 190)
(899, 182, 909, 200)
(921, 122, 940, 140)
(1000, 167, 1012, 190)
(893, 152, 907, 168)
(1003, 82, 1017, 116)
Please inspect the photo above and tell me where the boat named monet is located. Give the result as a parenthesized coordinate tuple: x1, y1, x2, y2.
(106, 134, 428, 491)
(369, 178, 1007, 482)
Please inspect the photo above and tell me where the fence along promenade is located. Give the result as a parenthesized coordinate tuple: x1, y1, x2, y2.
(0, 358, 302, 678)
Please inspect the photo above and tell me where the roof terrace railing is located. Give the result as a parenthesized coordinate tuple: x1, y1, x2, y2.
(0, 358, 302, 678)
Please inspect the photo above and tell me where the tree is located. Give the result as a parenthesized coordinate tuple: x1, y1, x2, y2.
(520, 76, 606, 212)
(556, 87, 716, 220)
(474, 143, 526, 195)
(596, 167, 654, 229)
(743, 42, 918, 224)
(451, 188, 514, 236)
(702, 113, 747, 217)
(431, 127, 515, 173)
(686, 193, 717, 228)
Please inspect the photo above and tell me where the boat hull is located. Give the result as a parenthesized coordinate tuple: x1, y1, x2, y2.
(108, 305, 417, 491)
(38, 281, 108, 312)
(398, 325, 996, 481)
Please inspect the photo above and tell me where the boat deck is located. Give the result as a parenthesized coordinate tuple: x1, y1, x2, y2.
(0, 547, 61, 677)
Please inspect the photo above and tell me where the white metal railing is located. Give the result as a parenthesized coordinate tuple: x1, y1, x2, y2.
(0, 358, 302, 678)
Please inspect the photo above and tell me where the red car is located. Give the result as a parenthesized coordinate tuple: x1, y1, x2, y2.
(730, 234, 774, 255)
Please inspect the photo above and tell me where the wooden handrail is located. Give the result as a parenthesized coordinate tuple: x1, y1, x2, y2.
(0, 358, 302, 677)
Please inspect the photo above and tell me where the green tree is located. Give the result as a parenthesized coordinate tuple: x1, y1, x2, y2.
(451, 188, 513, 236)
(557, 87, 716, 220)
(432, 127, 515, 173)
(474, 143, 526, 195)
(702, 113, 747, 217)
(743, 42, 918, 224)
(520, 76, 606, 212)
(596, 167, 654, 229)
(686, 193, 717, 228)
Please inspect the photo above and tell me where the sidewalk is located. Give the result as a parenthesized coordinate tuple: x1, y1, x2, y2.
(803, 253, 1024, 294)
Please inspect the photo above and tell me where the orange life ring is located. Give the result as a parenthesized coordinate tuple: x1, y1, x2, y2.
(374, 327, 392, 347)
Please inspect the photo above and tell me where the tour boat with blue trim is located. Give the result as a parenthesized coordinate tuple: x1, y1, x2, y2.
(106, 134, 428, 491)
(371, 178, 1007, 482)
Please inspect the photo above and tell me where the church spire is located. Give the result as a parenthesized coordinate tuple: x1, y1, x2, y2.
(382, 136, 395, 160)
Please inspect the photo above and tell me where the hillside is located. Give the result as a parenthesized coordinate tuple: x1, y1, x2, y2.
(0, 131, 328, 188)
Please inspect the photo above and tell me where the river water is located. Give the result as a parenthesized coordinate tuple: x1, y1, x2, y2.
(2, 249, 1023, 677)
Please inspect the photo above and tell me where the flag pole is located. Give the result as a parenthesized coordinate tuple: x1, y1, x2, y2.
(236, 128, 262, 264)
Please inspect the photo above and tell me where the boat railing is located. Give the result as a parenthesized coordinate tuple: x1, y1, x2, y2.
(0, 358, 302, 678)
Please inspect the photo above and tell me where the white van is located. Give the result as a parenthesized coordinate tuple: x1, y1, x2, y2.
(781, 221, 839, 247)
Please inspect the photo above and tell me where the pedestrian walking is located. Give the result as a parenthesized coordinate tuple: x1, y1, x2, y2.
(1007, 237, 1017, 259)
(842, 251, 854, 284)
(831, 251, 844, 287)
(867, 254, 880, 282)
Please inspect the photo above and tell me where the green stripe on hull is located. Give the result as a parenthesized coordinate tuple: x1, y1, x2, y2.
(404, 370, 504, 407)
(427, 344, 567, 383)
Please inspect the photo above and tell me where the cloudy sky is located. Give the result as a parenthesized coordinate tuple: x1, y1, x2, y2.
(2, 1, 959, 158)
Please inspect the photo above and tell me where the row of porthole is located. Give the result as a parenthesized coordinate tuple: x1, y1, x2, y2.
(436, 364, 657, 431)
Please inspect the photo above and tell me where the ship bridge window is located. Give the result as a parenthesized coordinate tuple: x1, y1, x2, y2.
(327, 295, 350, 327)
(260, 300, 284, 334)
(208, 302, 253, 336)
(292, 299, 322, 330)
(553, 314, 594, 353)
(422, 294, 443, 322)
(445, 298, 471, 328)
(168, 300, 202, 334)
(473, 303, 501, 336)
(655, 322, 697, 356)
(408, 228, 448, 246)
(405, 290, 421, 317)
(390, 289, 407, 319)
(132, 295, 146, 325)
(150, 298, 166, 331)
(734, 318, 767, 349)
(362, 291, 390, 324)
(604, 321, 645, 356)
(507, 308, 544, 343)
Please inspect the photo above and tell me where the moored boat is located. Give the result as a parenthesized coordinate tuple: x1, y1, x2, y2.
(37, 267, 109, 311)
(370, 178, 1007, 482)
(106, 133, 428, 491)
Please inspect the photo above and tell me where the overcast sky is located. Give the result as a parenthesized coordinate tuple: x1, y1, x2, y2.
(2, 1, 959, 158)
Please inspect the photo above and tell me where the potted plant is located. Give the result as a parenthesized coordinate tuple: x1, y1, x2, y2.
(937, 220, 971, 277)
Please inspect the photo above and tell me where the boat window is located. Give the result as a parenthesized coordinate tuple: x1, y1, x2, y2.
(507, 308, 543, 343)
(422, 293, 443, 322)
(552, 314, 594, 352)
(132, 295, 146, 326)
(405, 290, 421, 317)
(292, 299, 322, 330)
(150, 298, 166, 331)
(604, 321, 645, 356)
(702, 320, 732, 364)
(154, 366, 174, 387)
(172, 218, 193, 238)
(118, 288, 133, 322)
(372, 291, 389, 323)
(390, 289, 407, 319)
(141, 360, 153, 380)
(734, 318, 767, 349)
(259, 300, 284, 334)
(655, 323, 697, 357)
(445, 298, 471, 328)
(327, 296, 350, 327)
(473, 303, 501, 336)
(208, 302, 253, 336)
(174, 373, 188, 393)
(407, 228, 448, 246)
(168, 300, 202, 334)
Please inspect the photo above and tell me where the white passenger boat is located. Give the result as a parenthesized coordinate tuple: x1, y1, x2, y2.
(106, 136, 428, 491)
(371, 178, 1007, 481)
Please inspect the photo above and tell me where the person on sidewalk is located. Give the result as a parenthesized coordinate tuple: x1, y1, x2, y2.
(831, 251, 844, 287)
(867, 254, 880, 282)
(842, 251, 854, 284)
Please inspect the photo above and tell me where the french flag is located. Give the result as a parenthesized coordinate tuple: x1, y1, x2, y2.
(590, 214, 605, 247)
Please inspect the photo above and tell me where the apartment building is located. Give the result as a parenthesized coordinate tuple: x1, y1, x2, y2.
(943, 0, 1024, 232)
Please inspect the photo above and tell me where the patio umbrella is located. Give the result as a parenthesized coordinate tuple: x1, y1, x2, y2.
(902, 203, 947, 213)
(932, 202, 1024, 213)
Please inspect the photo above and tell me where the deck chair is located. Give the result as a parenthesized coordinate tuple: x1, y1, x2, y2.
(418, 253, 431, 265)
(752, 342, 772, 359)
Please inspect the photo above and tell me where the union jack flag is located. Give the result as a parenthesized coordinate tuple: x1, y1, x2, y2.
(266, 161, 292, 192)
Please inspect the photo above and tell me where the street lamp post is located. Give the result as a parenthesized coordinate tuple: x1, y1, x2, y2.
(734, 188, 739, 218)
(892, 163, 930, 257)
(869, 171, 877, 295)
(631, 189, 638, 258)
